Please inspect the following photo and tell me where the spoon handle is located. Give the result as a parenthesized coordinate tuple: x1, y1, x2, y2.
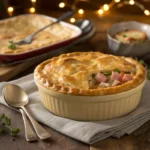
(20, 109, 38, 141)
(30, 10, 74, 39)
(21, 106, 51, 140)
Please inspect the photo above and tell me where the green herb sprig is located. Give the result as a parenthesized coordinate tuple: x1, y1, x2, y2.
(8, 41, 16, 50)
(113, 68, 120, 73)
(135, 58, 150, 80)
(122, 34, 127, 37)
(0, 113, 20, 136)
(101, 69, 121, 76)
(101, 71, 111, 76)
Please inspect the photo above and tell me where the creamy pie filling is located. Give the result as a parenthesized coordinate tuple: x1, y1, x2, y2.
(88, 70, 133, 88)
(42, 54, 136, 90)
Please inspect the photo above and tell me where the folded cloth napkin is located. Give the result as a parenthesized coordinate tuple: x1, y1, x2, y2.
(0, 74, 150, 144)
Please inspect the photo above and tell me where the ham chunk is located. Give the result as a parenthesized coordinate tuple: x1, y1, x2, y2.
(111, 72, 120, 80)
(95, 72, 107, 83)
(111, 71, 124, 81)
(122, 74, 133, 82)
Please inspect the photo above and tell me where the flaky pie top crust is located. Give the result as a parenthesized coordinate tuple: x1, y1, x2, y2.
(34, 52, 146, 96)
(0, 14, 73, 54)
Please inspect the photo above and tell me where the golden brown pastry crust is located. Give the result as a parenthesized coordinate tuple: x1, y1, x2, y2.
(0, 14, 73, 54)
(34, 52, 146, 96)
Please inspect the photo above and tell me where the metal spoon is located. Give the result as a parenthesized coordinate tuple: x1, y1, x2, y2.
(15, 10, 74, 45)
(3, 99, 38, 142)
(19, 109, 38, 141)
(2, 84, 51, 140)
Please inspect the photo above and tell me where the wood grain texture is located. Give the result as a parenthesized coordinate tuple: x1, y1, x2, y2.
(0, 104, 88, 150)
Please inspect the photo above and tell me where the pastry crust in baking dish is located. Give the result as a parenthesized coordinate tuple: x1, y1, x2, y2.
(34, 52, 146, 96)
(0, 14, 73, 54)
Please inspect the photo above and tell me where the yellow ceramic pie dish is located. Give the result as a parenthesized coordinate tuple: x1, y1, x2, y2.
(34, 52, 146, 121)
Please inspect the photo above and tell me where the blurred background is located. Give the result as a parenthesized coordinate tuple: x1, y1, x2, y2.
(0, 0, 150, 20)
(1, 0, 150, 55)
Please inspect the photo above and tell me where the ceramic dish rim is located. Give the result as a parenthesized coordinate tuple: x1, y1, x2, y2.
(34, 77, 147, 103)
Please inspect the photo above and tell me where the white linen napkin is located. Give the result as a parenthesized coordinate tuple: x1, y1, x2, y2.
(0, 74, 150, 144)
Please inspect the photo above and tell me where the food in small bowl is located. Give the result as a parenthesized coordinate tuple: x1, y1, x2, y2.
(115, 30, 147, 44)
(34, 52, 146, 121)
(107, 21, 150, 57)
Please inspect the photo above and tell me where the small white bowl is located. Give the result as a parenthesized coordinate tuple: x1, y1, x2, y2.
(107, 21, 150, 57)
(35, 79, 146, 121)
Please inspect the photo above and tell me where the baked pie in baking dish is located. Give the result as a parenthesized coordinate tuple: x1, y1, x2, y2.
(34, 52, 146, 120)
(0, 14, 74, 54)
(34, 51, 146, 96)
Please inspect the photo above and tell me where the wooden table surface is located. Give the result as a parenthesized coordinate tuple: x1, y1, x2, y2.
(1, 11, 150, 150)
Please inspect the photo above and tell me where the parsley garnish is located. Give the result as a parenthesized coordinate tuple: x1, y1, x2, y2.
(113, 68, 120, 73)
(101, 69, 120, 76)
(122, 34, 127, 37)
(0, 113, 20, 136)
(101, 71, 111, 76)
(8, 41, 16, 50)
(135, 58, 150, 80)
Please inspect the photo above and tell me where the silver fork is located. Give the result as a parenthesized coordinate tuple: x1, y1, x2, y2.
(14, 11, 74, 45)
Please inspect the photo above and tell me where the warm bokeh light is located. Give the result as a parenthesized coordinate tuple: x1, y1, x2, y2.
(144, 10, 150, 16)
(70, 18, 76, 23)
(7, 7, 14, 13)
(103, 4, 109, 11)
(31, 0, 36, 2)
(78, 9, 84, 14)
(129, 0, 135, 5)
(98, 9, 104, 15)
(59, 2, 65, 8)
(115, 0, 120, 3)
(29, 7, 35, 13)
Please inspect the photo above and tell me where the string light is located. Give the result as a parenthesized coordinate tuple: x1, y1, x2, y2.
(29, 7, 35, 13)
(103, 4, 109, 11)
(57, 0, 150, 17)
(129, 0, 135, 5)
(144, 10, 150, 15)
(59, 2, 65, 8)
(31, 0, 36, 2)
(4, 0, 150, 19)
(115, 0, 120, 3)
(78, 9, 84, 14)
(7, 7, 14, 13)
(7, 7, 14, 16)
(70, 18, 76, 23)
(98, 9, 104, 15)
